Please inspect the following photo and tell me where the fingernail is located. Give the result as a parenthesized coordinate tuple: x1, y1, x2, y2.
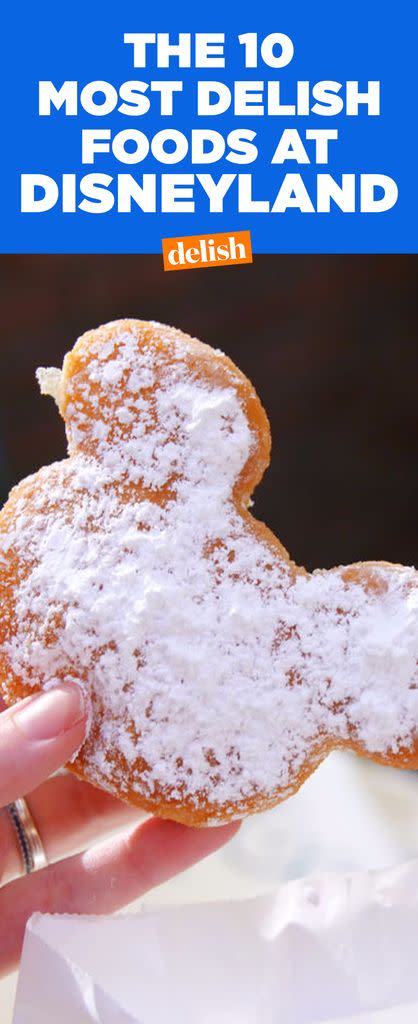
(13, 684, 86, 741)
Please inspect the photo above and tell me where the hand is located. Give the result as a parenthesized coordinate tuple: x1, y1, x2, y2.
(0, 685, 239, 977)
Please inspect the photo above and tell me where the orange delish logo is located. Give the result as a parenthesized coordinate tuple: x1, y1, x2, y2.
(162, 231, 252, 271)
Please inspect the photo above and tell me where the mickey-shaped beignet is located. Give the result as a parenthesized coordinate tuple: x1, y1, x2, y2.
(0, 320, 417, 825)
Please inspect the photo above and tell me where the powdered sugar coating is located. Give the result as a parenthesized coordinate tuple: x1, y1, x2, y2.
(0, 321, 417, 822)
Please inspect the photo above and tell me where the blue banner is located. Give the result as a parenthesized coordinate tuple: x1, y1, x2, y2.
(1, 0, 416, 253)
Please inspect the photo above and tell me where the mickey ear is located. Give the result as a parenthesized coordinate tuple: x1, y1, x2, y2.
(45, 318, 271, 503)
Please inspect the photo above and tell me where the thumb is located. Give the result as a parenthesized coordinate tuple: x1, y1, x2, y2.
(0, 684, 87, 807)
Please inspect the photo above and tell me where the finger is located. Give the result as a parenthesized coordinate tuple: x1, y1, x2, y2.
(0, 816, 240, 976)
(0, 684, 87, 806)
(1, 774, 143, 885)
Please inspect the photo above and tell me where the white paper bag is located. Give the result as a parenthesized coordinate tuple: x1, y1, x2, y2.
(13, 859, 418, 1024)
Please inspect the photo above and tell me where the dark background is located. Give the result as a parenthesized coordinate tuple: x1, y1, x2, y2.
(0, 255, 416, 571)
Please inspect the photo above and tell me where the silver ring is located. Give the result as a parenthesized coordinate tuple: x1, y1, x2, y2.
(6, 798, 48, 875)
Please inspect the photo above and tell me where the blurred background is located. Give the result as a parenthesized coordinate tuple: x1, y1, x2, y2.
(0, 255, 417, 1018)
(0, 254, 417, 569)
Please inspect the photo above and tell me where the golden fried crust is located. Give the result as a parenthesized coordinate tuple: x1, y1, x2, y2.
(0, 320, 417, 825)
